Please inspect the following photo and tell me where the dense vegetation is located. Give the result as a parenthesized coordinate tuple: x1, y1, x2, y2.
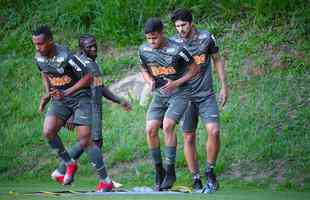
(0, 0, 309, 191)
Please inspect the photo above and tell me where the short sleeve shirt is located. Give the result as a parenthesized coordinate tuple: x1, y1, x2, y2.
(138, 39, 194, 96)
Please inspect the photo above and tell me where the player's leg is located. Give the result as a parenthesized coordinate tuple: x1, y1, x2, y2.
(75, 96, 113, 191)
(181, 102, 202, 191)
(160, 95, 188, 190)
(56, 100, 103, 179)
(44, 100, 76, 184)
(76, 125, 113, 192)
(198, 94, 220, 193)
(146, 94, 166, 191)
(53, 142, 84, 183)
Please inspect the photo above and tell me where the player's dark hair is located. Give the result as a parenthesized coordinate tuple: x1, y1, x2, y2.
(171, 8, 193, 23)
(32, 25, 53, 40)
(79, 34, 96, 48)
(144, 18, 164, 34)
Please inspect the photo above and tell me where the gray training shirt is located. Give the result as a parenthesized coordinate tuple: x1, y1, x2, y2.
(171, 29, 219, 99)
(139, 39, 194, 97)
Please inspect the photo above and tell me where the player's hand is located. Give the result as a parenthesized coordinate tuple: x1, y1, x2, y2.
(49, 89, 64, 100)
(120, 99, 132, 112)
(38, 94, 51, 112)
(160, 79, 177, 94)
(219, 85, 228, 107)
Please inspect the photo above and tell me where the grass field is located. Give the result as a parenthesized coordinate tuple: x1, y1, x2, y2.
(1, 181, 310, 200)
(0, 0, 309, 197)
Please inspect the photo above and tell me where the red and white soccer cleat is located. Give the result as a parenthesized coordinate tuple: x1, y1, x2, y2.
(96, 181, 114, 192)
(63, 162, 78, 185)
(51, 169, 65, 184)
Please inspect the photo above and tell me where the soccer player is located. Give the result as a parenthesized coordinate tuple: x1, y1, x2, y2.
(139, 18, 200, 190)
(50, 34, 132, 192)
(170, 8, 228, 193)
(32, 26, 117, 191)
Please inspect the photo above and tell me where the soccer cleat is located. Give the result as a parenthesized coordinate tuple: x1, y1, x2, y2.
(51, 169, 65, 184)
(160, 164, 176, 190)
(96, 181, 114, 192)
(202, 171, 219, 193)
(63, 162, 78, 185)
(154, 164, 165, 191)
(192, 178, 203, 191)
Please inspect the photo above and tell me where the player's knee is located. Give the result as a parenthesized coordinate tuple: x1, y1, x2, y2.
(79, 138, 90, 149)
(78, 135, 91, 149)
(162, 123, 174, 134)
(184, 133, 196, 145)
(209, 127, 220, 138)
(146, 125, 158, 138)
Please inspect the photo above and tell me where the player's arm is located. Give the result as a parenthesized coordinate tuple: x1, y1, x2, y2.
(203, 34, 228, 107)
(101, 85, 132, 111)
(161, 49, 200, 94)
(140, 66, 155, 90)
(64, 73, 93, 96)
(49, 59, 93, 99)
(38, 72, 51, 112)
(139, 53, 155, 90)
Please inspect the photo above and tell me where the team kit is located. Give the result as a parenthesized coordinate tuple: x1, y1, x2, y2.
(32, 8, 228, 193)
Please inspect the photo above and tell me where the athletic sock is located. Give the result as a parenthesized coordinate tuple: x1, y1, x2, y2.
(150, 148, 162, 165)
(57, 142, 84, 174)
(86, 145, 108, 180)
(165, 146, 176, 165)
(47, 135, 71, 163)
(192, 172, 200, 180)
(205, 161, 215, 175)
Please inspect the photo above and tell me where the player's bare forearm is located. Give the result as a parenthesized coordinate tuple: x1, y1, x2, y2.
(212, 53, 227, 87)
(141, 68, 155, 90)
(38, 73, 51, 112)
(101, 86, 122, 104)
(41, 72, 51, 93)
(64, 73, 93, 97)
(174, 62, 200, 87)
(38, 93, 51, 112)
(161, 62, 200, 94)
(212, 53, 228, 106)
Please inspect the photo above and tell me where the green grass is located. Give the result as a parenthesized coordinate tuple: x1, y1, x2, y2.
(1, 181, 310, 200)
(0, 0, 309, 194)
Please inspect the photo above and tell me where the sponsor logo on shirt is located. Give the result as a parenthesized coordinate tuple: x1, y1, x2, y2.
(151, 66, 176, 76)
(193, 54, 207, 65)
(48, 75, 72, 86)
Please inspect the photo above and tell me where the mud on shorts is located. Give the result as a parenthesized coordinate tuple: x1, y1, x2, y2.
(46, 95, 91, 126)
(147, 92, 189, 122)
(181, 94, 219, 132)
